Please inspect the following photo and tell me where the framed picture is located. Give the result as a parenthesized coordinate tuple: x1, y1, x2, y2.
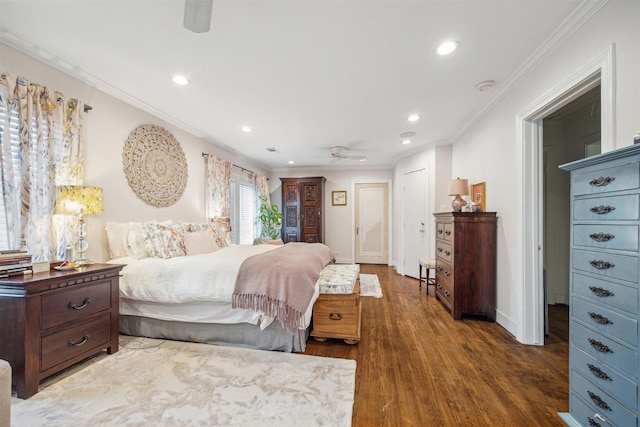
(332, 190, 347, 206)
(471, 182, 486, 212)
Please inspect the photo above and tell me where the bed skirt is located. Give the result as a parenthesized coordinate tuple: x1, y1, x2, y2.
(119, 315, 309, 353)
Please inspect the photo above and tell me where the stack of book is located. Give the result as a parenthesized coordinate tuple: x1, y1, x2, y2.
(0, 250, 33, 278)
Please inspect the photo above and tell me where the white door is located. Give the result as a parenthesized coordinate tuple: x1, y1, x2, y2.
(355, 183, 388, 264)
(403, 168, 427, 278)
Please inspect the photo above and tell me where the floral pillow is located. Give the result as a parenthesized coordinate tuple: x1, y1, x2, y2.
(143, 223, 186, 258)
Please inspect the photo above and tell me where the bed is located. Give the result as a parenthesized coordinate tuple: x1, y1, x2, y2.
(105, 221, 333, 352)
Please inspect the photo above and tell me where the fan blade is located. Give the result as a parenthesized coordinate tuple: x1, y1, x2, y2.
(343, 155, 366, 161)
(184, 0, 213, 33)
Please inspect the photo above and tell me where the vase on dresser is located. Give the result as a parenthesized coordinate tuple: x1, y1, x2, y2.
(559, 144, 640, 427)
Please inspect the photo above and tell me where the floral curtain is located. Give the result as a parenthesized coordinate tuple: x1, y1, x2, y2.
(252, 172, 270, 238)
(0, 72, 84, 261)
(204, 154, 232, 244)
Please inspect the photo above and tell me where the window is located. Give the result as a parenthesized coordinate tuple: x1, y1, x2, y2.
(229, 173, 256, 245)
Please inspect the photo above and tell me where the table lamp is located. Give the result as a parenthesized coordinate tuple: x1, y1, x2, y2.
(448, 178, 469, 212)
(55, 185, 104, 265)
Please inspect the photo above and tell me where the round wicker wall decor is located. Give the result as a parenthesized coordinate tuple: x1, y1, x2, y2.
(122, 124, 188, 207)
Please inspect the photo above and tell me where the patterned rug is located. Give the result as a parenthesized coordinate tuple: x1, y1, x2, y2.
(12, 336, 356, 427)
(359, 274, 383, 298)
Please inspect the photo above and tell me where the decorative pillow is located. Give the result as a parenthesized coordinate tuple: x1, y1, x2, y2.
(184, 230, 219, 256)
(264, 238, 284, 245)
(143, 223, 186, 258)
(210, 217, 232, 247)
(104, 222, 129, 259)
(126, 222, 150, 259)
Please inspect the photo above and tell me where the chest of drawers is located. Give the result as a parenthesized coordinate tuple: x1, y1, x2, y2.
(559, 144, 640, 427)
(0, 264, 124, 398)
(433, 212, 498, 321)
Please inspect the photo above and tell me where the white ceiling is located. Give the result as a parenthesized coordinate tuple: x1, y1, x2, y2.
(0, 0, 585, 171)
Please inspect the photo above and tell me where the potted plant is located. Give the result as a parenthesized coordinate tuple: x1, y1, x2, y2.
(258, 195, 283, 240)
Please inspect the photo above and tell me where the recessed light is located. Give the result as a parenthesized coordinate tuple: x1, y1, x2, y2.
(172, 75, 189, 85)
(400, 131, 416, 138)
(402, 139, 411, 145)
(407, 114, 421, 122)
(437, 40, 459, 55)
(359, 158, 366, 162)
(241, 126, 252, 133)
(288, 160, 295, 164)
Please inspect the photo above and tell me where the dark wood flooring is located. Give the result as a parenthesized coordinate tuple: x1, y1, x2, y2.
(303, 265, 570, 427)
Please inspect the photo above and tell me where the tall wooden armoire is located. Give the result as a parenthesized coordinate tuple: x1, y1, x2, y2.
(280, 177, 326, 243)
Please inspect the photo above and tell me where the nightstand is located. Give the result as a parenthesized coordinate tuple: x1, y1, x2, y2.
(0, 263, 124, 398)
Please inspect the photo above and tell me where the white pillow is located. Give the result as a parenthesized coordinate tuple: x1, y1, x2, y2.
(105, 222, 129, 259)
(184, 230, 220, 256)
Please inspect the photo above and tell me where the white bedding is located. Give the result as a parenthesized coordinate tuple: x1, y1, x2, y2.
(109, 244, 319, 329)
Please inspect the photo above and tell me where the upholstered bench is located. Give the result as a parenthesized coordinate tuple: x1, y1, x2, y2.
(0, 359, 10, 427)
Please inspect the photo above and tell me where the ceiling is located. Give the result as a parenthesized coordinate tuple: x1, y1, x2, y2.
(0, 0, 585, 171)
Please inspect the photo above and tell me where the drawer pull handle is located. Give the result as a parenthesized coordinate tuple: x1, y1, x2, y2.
(444, 291, 450, 297)
(593, 414, 607, 423)
(589, 260, 614, 270)
(444, 250, 451, 256)
(68, 333, 90, 348)
(587, 391, 612, 411)
(588, 312, 613, 325)
(588, 338, 614, 353)
(329, 313, 342, 321)
(437, 284, 443, 290)
(589, 233, 615, 242)
(437, 247, 443, 252)
(437, 229, 443, 235)
(587, 363, 612, 381)
(589, 205, 615, 215)
(444, 271, 450, 277)
(587, 417, 602, 427)
(67, 297, 91, 310)
(589, 176, 615, 187)
(445, 230, 451, 236)
(588, 286, 615, 298)
(437, 266, 443, 272)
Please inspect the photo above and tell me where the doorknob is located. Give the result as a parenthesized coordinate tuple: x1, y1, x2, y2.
(356, 227, 359, 235)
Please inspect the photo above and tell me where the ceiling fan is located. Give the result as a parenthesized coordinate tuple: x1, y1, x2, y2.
(184, 0, 214, 33)
(330, 146, 366, 162)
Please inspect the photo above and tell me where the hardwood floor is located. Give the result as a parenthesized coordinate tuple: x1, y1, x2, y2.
(303, 265, 569, 426)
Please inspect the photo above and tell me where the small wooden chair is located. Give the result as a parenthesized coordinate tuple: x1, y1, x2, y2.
(418, 258, 436, 294)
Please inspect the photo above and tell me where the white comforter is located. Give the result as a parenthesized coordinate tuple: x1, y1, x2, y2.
(110, 244, 279, 303)
(109, 244, 319, 329)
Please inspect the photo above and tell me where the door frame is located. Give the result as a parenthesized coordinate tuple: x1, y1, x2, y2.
(516, 45, 614, 345)
(350, 179, 392, 265)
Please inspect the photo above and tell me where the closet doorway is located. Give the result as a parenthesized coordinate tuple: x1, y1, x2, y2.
(542, 85, 601, 344)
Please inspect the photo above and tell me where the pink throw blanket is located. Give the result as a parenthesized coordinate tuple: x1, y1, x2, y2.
(232, 243, 334, 333)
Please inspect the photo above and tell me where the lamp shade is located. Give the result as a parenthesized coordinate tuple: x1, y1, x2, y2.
(55, 186, 104, 215)
(448, 178, 469, 196)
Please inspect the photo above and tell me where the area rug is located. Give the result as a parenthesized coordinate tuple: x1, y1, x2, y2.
(359, 273, 383, 298)
(12, 336, 356, 427)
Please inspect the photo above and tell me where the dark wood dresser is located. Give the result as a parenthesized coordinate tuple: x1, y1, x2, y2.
(280, 177, 326, 243)
(433, 212, 498, 321)
(0, 263, 124, 398)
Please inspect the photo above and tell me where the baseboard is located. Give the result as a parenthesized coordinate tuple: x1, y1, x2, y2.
(495, 309, 517, 338)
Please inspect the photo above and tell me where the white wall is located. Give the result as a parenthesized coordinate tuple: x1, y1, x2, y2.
(1, 44, 270, 263)
(450, 0, 640, 336)
(270, 168, 393, 263)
